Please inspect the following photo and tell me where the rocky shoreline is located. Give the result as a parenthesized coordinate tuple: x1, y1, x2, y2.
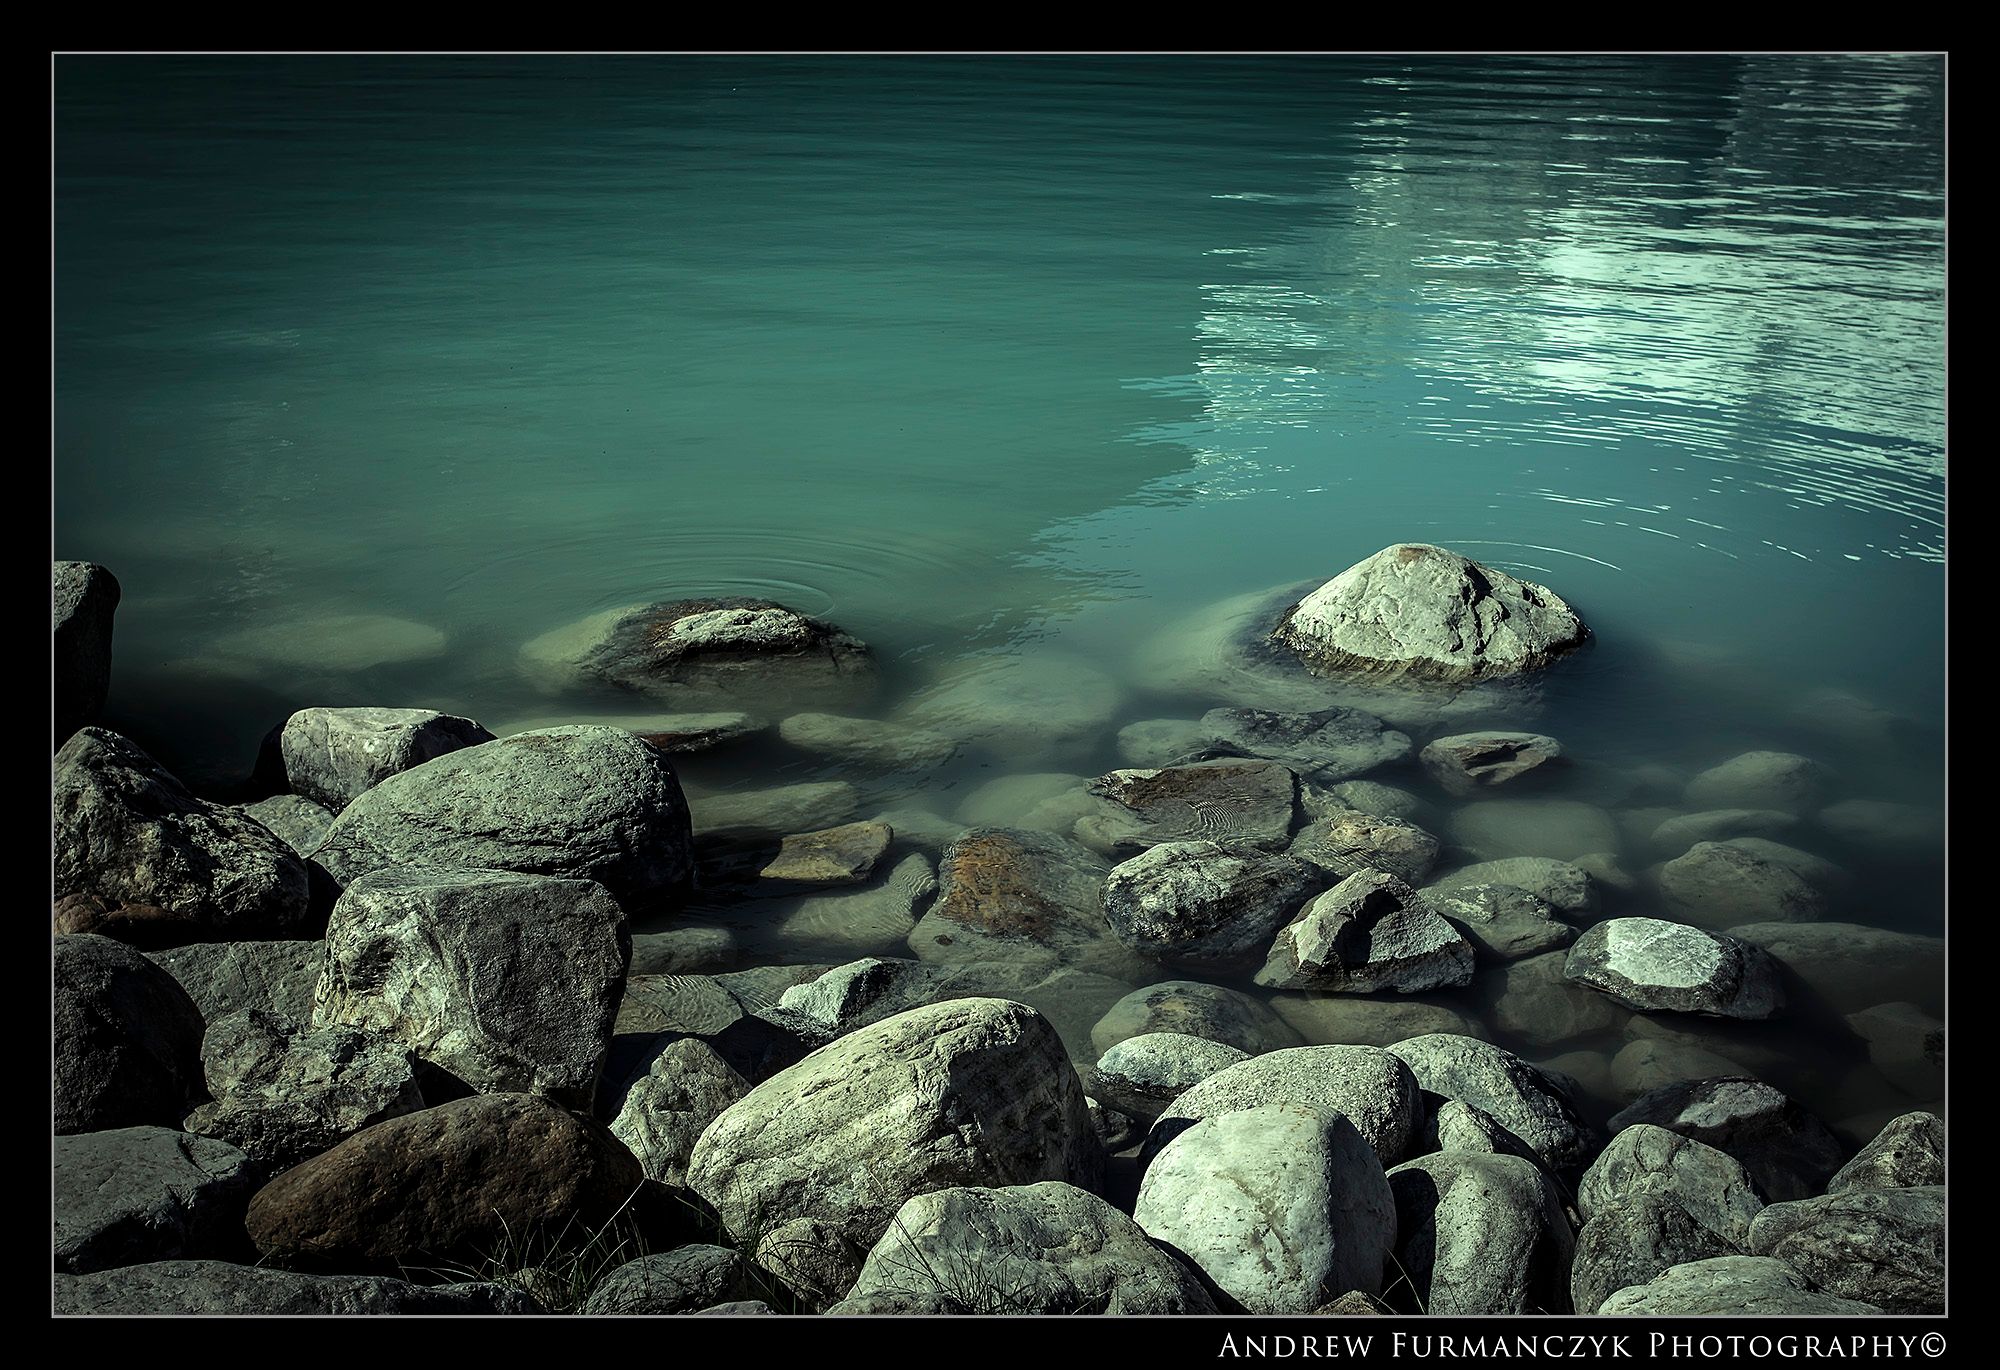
(51, 546, 1944, 1316)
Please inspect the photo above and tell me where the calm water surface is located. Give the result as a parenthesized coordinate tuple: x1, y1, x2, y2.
(54, 55, 1946, 1141)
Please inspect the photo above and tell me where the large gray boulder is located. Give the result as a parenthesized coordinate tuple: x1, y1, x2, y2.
(54, 560, 120, 741)
(54, 934, 206, 1135)
(1257, 868, 1473, 993)
(581, 1246, 756, 1315)
(1747, 1186, 1943, 1314)
(1420, 731, 1565, 796)
(605, 1037, 751, 1185)
(1563, 918, 1783, 1020)
(906, 828, 1139, 979)
(1090, 980, 1302, 1056)
(312, 727, 695, 910)
(53, 1261, 540, 1315)
(1597, 1255, 1882, 1315)
(1144, 1044, 1420, 1166)
(1570, 1192, 1741, 1314)
(1289, 808, 1440, 884)
(1269, 544, 1589, 684)
(1426, 857, 1596, 914)
(1100, 842, 1320, 970)
(54, 1128, 257, 1274)
(685, 999, 1100, 1302)
(1610, 1078, 1845, 1202)
(1829, 1112, 1944, 1194)
(314, 867, 630, 1107)
(146, 940, 323, 1022)
(846, 1182, 1216, 1315)
(1074, 759, 1299, 858)
(1578, 1124, 1764, 1245)
(277, 706, 495, 811)
(1386, 1034, 1597, 1172)
(54, 728, 313, 941)
(1135, 1105, 1395, 1312)
(1386, 1151, 1575, 1314)
(183, 1010, 425, 1170)
(1091, 1033, 1249, 1121)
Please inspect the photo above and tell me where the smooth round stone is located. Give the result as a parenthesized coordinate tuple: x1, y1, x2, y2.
(1090, 979, 1302, 1056)
(1093, 1032, 1251, 1119)
(1145, 1044, 1421, 1167)
(1685, 751, 1831, 813)
(1656, 840, 1832, 928)
(1448, 798, 1619, 863)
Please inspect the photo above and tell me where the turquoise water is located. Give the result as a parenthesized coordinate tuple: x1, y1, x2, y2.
(55, 56, 1945, 1135)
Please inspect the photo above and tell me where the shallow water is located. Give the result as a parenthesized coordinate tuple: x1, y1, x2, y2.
(55, 55, 1945, 1143)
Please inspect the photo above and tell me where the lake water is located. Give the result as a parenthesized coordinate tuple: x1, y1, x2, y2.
(54, 55, 1945, 1147)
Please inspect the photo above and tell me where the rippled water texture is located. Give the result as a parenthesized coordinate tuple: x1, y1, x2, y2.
(55, 55, 1945, 1139)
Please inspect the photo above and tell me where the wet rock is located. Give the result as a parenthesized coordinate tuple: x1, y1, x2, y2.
(237, 794, 337, 856)
(1311, 779, 1427, 823)
(778, 712, 957, 769)
(1420, 731, 1565, 796)
(849, 1182, 1217, 1315)
(54, 934, 206, 1135)
(1137, 1106, 1395, 1312)
(1486, 951, 1628, 1047)
(1657, 840, 1838, 928)
(1289, 808, 1440, 884)
(1089, 1098, 1143, 1152)
(183, 1010, 425, 1170)
(1747, 1186, 1942, 1314)
(52, 1261, 540, 1315)
(1075, 759, 1299, 858)
(1610, 1077, 1845, 1202)
(581, 1245, 755, 1315)
(1571, 1192, 1741, 1314)
(604, 1037, 751, 1185)
(1269, 544, 1589, 684)
(629, 925, 739, 976)
(1101, 841, 1320, 970)
(1386, 1034, 1597, 1172)
(1093, 1032, 1249, 1120)
(1090, 980, 1301, 1056)
(54, 560, 121, 741)
(1650, 809, 1799, 855)
(1416, 881, 1572, 962)
(314, 727, 695, 911)
(1564, 918, 1783, 1020)
(55, 728, 313, 941)
(686, 999, 1100, 1300)
(899, 653, 1123, 758)
(752, 957, 953, 1047)
(1385, 1152, 1575, 1314)
(749, 821, 892, 886)
(1270, 995, 1484, 1049)
(1115, 718, 1212, 768)
(692, 1300, 774, 1315)
(315, 867, 630, 1107)
(1685, 751, 1831, 813)
(498, 710, 763, 753)
(907, 828, 1139, 978)
(245, 1095, 642, 1268)
(1145, 1044, 1420, 1166)
(1579, 1123, 1764, 1243)
(1257, 869, 1473, 993)
(278, 706, 495, 811)
(207, 612, 448, 676)
(1194, 705, 1413, 782)
(1447, 798, 1618, 863)
(1828, 1112, 1944, 1193)
(1426, 857, 1595, 914)
(1818, 799, 1942, 858)
(957, 772, 1092, 829)
(145, 940, 322, 1023)
(1596, 1255, 1881, 1315)
(1845, 1003, 1944, 1100)
(738, 853, 935, 962)
(1728, 922, 1943, 1015)
(520, 596, 874, 706)
(1609, 1039, 1753, 1100)
(54, 1128, 257, 1274)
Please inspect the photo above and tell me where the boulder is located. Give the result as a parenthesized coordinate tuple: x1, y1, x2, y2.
(245, 1094, 643, 1267)
(847, 1182, 1216, 1315)
(278, 707, 495, 811)
(54, 1128, 257, 1274)
(1570, 1192, 1741, 1314)
(1074, 759, 1299, 858)
(1269, 544, 1589, 683)
(1609, 1078, 1845, 1202)
(685, 999, 1100, 1300)
(1729, 923, 1943, 1015)
(1144, 1044, 1419, 1166)
(1136, 1105, 1395, 1313)
(1747, 1186, 1943, 1314)
(751, 957, 952, 1048)
(54, 933, 206, 1135)
(1289, 808, 1440, 884)
(1828, 1112, 1944, 1194)
(1385, 1152, 1575, 1314)
(1256, 869, 1474, 993)
(1386, 1034, 1597, 1172)
(314, 867, 630, 1107)
(183, 1010, 425, 1170)
(1101, 842, 1320, 970)
(1685, 751, 1831, 813)
(1420, 731, 1564, 796)
(145, 940, 322, 1023)
(777, 712, 956, 769)
(1194, 705, 1413, 782)
(907, 828, 1139, 978)
(1845, 1004, 1944, 1100)
(603, 1037, 752, 1185)
(1578, 1123, 1764, 1243)
(54, 728, 313, 941)
(1416, 881, 1573, 961)
(1447, 798, 1618, 863)
(1092, 1033, 1249, 1120)
(52, 1261, 540, 1314)
(1090, 980, 1301, 1056)
(581, 1245, 756, 1315)
(313, 727, 695, 910)
(1657, 840, 1830, 928)
(1563, 918, 1783, 1020)
(236, 795, 337, 856)
(1269, 995, 1484, 1049)
(1426, 857, 1595, 914)
(53, 560, 120, 741)
(1596, 1255, 1882, 1316)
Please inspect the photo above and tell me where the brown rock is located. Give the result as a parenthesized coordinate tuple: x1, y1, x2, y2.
(757, 821, 893, 886)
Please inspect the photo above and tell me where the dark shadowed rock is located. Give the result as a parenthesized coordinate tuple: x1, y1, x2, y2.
(1387, 1034, 1597, 1172)
(1290, 808, 1440, 884)
(245, 1094, 643, 1267)
(1485, 950, 1629, 1047)
(54, 1128, 258, 1273)
(54, 560, 120, 741)
(1075, 760, 1300, 858)
(1145, 1044, 1420, 1166)
(1610, 1077, 1845, 1202)
(54, 934, 206, 1135)
(52, 1261, 540, 1315)
(1564, 918, 1783, 1020)
(278, 706, 495, 811)
(1597, 1255, 1881, 1315)
(1846, 1002, 1944, 1100)
(1257, 869, 1474, 993)
(581, 1245, 756, 1315)
(1090, 979, 1302, 1056)
(1270, 544, 1589, 684)
(1420, 731, 1565, 796)
(1747, 1186, 1942, 1314)
(1829, 1112, 1943, 1194)
(55, 728, 313, 941)
(1386, 1151, 1576, 1314)
(1728, 922, 1943, 1015)
(1102, 841, 1320, 970)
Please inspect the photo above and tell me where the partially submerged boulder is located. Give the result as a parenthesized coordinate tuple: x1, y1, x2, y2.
(1256, 869, 1474, 994)
(277, 706, 495, 811)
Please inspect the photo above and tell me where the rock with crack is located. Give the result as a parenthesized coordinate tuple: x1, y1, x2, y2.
(1289, 808, 1440, 884)
(1420, 731, 1565, 796)
(1564, 917, 1784, 1020)
(604, 1037, 752, 1185)
(236, 795, 337, 856)
(54, 1128, 259, 1274)
(277, 706, 496, 811)
(1101, 841, 1321, 970)
(1073, 759, 1300, 859)
(1257, 869, 1474, 993)
(1385, 1151, 1576, 1314)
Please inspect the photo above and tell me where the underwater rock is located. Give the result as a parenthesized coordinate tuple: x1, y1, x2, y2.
(688, 779, 862, 840)
(1308, 778, 1428, 823)
(1267, 994, 1484, 1049)
(1192, 705, 1413, 782)
(1090, 979, 1302, 1056)
(54, 560, 120, 742)
(1728, 921, 1943, 1015)
(777, 712, 958, 769)
(1100, 841, 1320, 970)
(1425, 856, 1596, 914)
(1385, 1151, 1576, 1315)
(1074, 759, 1299, 859)
(1257, 869, 1474, 994)
(957, 771, 1093, 829)
(1447, 797, 1619, 864)
(1143, 1043, 1420, 1167)
(1420, 730, 1565, 796)
(1290, 807, 1441, 884)
(496, 710, 762, 753)
(54, 934, 207, 1136)
(745, 820, 893, 887)
(1818, 798, 1943, 858)
(1656, 840, 1832, 928)
(1608, 1038, 1754, 1100)
(1648, 809, 1799, 856)
(907, 827, 1140, 979)
(54, 1128, 258, 1274)
(1844, 1002, 1944, 1101)
(1564, 917, 1784, 1020)
(898, 652, 1123, 759)
(1485, 950, 1629, 1047)
(277, 706, 495, 812)
(1685, 751, 1832, 814)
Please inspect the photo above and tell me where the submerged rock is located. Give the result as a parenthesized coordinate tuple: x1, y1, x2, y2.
(1447, 797, 1618, 863)
(54, 560, 121, 741)
(691, 780, 862, 839)
(907, 827, 1138, 978)
(1311, 779, 1428, 823)
(1845, 1003, 1944, 1100)
(53, 1260, 540, 1315)
(1386, 1151, 1576, 1315)
(1426, 856, 1595, 914)
(1420, 731, 1565, 796)
(1144, 1044, 1420, 1167)
(1416, 881, 1573, 962)
(54, 934, 206, 1136)
(1290, 808, 1440, 884)
(747, 820, 893, 887)
(1685, 751, 1831, 814)
(277, 707, 494, 811)
(1194, 705, 1413, 782)
(1818, 798, 1942, 858)
(1564, 918, 1783, 1020)
(1610, 1077, 1845, 1202)
(1597, 1255, 1882, 1316)
(1136, 1105, 1395, 1313)
(1090, 979, 1301, 1056)
(778, 712, 957, 769)
(1650, 809, 1799, 855)
(899, 652, 1123, 758)
(1269, 544, 1590, 684)
(1075, 759, 1299, 858)
(1728, 922, 1943, 1015)
(1268, 994, 1483, 1049)
(1747, 1186, 1942, 1314)
(1101, 841, 1320, 970)
(1257, 869, 1474, 994)
(1486, 950, 1629, 1047)
(1657, 840, 1832, 928)
(54, 1128, 258, 1274)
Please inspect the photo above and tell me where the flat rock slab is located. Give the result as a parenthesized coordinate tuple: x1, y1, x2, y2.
(495, 711, 762, 753)
(1610, 1077, 1846, 1202)
(1258, 868, 1474, 993)
(1075, 759, 1300, 858)
(54, 1128, 258, 1274)
(1420, 731, 1565, 796)
(53, 1261, 540, 1315)
(1564, 917, 1783, 1020)
(1102, 841, 1321, 970)
(1270, 544, 1590, 684)
(278, 706, 495, 811)
(1597, 1255, 1882, 1316)
(754, 821, 893, 886)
